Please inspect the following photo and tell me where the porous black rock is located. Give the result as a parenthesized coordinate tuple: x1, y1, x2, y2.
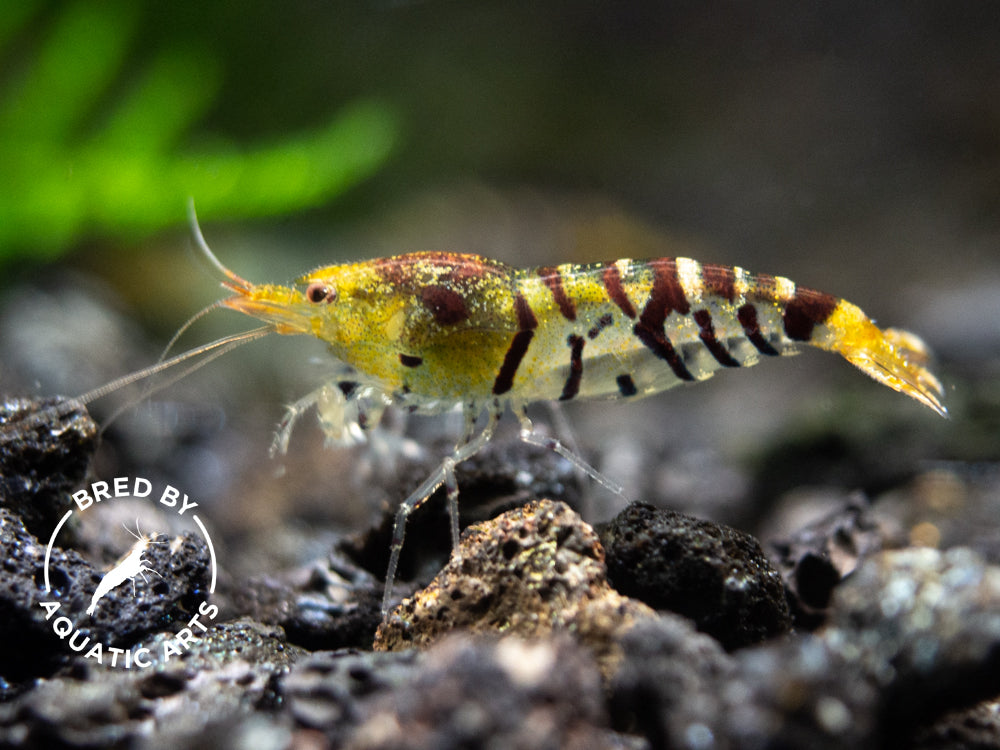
(0, 619, 301, 749)
(0, 397, 97, 538)
(230, 551, 384, 651)
(282, 647, 420, 745)
(0, 506, 211, 684)
(609, 613, 736, 746)
(0, 506, 97, 682)
(609, 546, 1000, 749)
(598, 502, 791, 649)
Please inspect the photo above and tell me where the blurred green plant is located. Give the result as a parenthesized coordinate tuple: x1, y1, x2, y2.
(0, 1, 399, 264)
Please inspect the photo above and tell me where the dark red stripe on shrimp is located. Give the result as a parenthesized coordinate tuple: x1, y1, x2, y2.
(559, 335, 585, 401)
(737, 304, 780, 356)
(616, 374, 638, 397)
(783, 288, 839, 342)
(493, 293, 539, 395)
(538, 266, 577, 322)
(633, 259, 694, 381)
(693, 309, 740, 367)
(602, 263, 637, 319)
(700, 263, 737, 302)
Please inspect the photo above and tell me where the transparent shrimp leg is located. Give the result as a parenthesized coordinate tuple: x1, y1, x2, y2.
(381, 402, 501, 616)
(273, 379, 389, 457)
(271, 387, 325, 457)
(542, 400, 596, 521)
(516, 406, 628, 501)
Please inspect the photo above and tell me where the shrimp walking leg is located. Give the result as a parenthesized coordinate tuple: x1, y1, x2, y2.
(381, 404, 502, 616)
(271, 387, 326, 457)
(516, 407, 627, 500)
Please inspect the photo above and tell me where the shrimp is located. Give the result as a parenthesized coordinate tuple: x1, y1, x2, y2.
(86, 520, 165, 617)
(178, 211, 945, 614)
(10, 204, 944, 617)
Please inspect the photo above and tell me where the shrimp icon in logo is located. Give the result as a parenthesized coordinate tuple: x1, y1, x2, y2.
(87, 521, 166, 617)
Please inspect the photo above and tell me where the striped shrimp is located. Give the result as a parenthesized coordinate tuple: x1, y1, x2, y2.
(175, 217, 946, 615)
(18, 207, 943, 616)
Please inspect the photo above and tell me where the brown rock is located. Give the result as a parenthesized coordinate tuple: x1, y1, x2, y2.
(373, 499, 655, 676)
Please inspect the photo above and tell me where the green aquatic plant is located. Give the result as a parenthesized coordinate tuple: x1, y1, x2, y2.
(0, 1, 399, 263)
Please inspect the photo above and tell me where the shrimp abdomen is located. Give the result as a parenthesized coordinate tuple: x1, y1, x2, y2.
(503, 258, 946, 416)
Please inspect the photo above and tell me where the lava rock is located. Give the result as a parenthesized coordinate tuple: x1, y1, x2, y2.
(137, 617, 298, 672)
(609, 613, 736, 746)
(599, 502, 791, 649)
(374, 499, 656, 676)
(0, 507, 211, 683)
(768, 496, 897, 629)
(282, 648, 420, 745)
(231, 551, 384, 651)
(350, 634, 617, 750)
(609, 547, 1000, 748)
(725, 637, 879, 749)
(0, 506, 99, 682)
(610, 616, 878, 749)
(0, 618, 301, 749)
(825, 547, 1000, 729)
(0, 396, 97, 538)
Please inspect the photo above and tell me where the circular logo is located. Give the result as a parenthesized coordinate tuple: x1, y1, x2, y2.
(40, 476, 219, 669)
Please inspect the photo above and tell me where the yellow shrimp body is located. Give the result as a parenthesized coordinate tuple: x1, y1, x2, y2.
(214, 248, 945, 616)
(222, 252, 946, 417)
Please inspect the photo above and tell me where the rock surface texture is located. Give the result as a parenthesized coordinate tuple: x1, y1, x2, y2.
(2, 395, 1000, 749)
(598, 502, 791, 649)
(374, 499, 657, 678)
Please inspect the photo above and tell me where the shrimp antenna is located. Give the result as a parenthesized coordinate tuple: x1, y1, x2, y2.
(187, 198, 252, 290)
(2, 204, 271, 437)
(88, 202, 271, 428)
(91, 200, 268, 428)
(148, 200, 256, 390)
(158, 300, 226, 366)
(87, 325, 273, 433)
(74, 326, 272, 408)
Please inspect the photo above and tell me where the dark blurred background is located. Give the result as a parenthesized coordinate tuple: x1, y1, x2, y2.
(2, 1, 998, 541)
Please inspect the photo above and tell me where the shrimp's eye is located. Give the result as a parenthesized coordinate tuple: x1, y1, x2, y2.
(306, 282, 336, 304)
